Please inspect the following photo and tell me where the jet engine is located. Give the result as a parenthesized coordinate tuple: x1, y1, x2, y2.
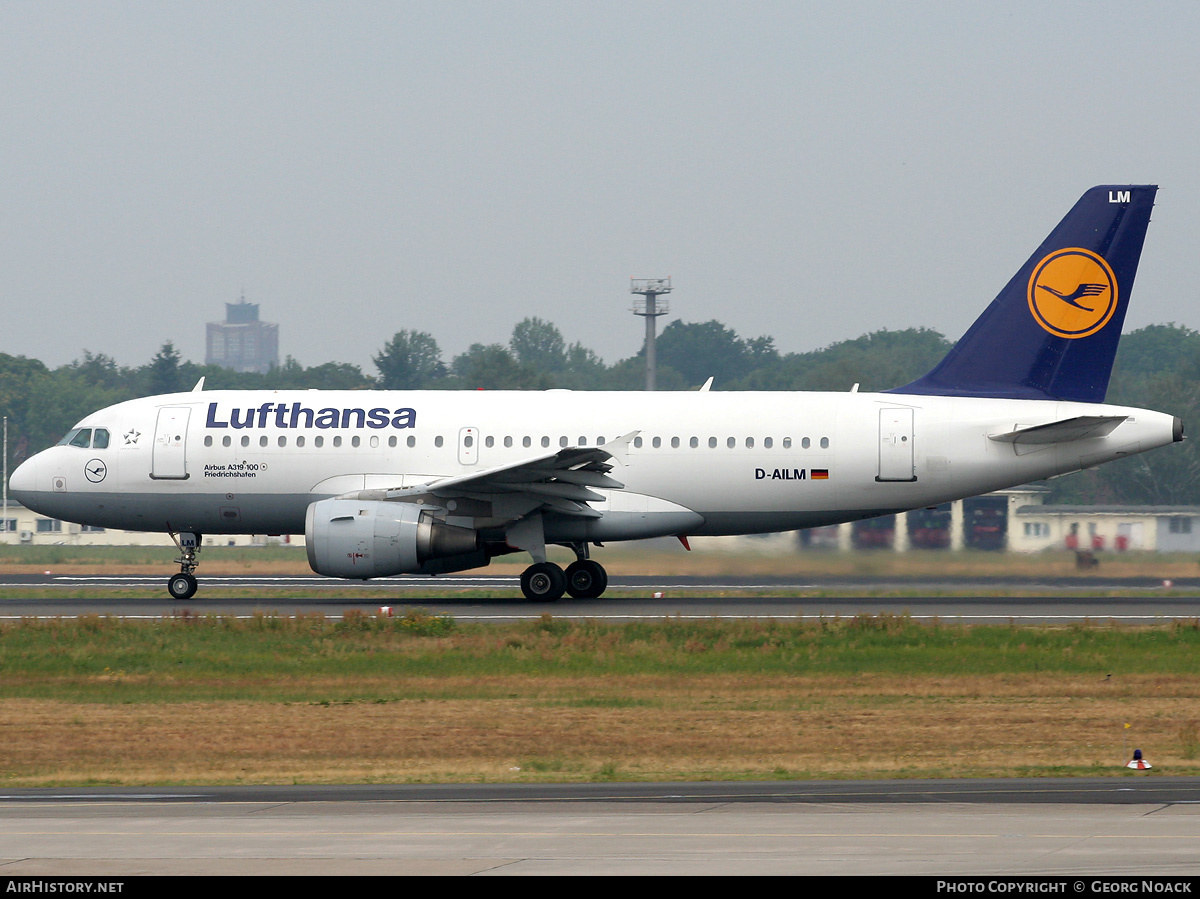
(305, 498, 480, 578)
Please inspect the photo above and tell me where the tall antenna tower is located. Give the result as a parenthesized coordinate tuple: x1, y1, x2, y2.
(630, 277, 672, 391)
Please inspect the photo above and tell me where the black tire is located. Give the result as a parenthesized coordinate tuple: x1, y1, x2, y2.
(167, 572, 198, 600)
(565, 559, 608, 598)
(520, 562, 566, 601)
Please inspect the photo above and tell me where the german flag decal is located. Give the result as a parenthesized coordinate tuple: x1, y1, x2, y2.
(811, 469, 829, 480)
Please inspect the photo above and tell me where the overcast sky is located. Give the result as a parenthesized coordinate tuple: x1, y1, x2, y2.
(4, 1, 1199, 376)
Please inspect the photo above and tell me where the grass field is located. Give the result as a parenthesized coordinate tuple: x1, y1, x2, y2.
(2, 612, 1198, 787)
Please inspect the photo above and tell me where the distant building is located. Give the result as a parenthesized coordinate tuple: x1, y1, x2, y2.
(1011, 504, 1200, 553)
(0, 500, 295, 547)
(205, 297, 279, 374)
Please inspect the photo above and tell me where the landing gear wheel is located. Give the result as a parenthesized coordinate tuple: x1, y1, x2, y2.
(565, 559, 608, 598)
(167, 572, 198, 600)
(520, 562, 566, 602)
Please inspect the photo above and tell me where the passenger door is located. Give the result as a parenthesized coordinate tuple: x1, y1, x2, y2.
(877, 407, 916, 482)
(151, 407, 191, 479)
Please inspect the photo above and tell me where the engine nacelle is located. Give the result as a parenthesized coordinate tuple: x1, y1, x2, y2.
(305, 499, 480, 579)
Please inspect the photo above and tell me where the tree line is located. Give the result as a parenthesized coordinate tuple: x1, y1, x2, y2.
(2, 318, 1199, 506)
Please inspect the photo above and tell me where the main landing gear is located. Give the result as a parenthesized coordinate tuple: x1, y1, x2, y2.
(166, 531, 202, 600)
(518, 545, 608, 602)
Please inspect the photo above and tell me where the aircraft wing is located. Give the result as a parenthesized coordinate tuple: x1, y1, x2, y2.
(370, 432, 636, 519)
(988, 415, 1128, 445)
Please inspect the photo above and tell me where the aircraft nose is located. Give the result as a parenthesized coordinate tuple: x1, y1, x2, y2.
(8, 455, 38, 503)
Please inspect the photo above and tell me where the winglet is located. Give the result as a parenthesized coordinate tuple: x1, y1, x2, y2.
(602, 430, 641, 466)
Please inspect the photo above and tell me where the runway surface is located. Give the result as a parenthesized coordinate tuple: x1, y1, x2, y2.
(2, 780, 1199, 876)
(2, 572, 1200, 622)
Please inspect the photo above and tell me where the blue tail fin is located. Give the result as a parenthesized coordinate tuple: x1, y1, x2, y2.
(889, 185, 1157, 402)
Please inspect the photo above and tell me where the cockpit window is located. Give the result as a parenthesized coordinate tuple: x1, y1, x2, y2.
(92, 428, 109, 449)
(58, 428, 97, 448)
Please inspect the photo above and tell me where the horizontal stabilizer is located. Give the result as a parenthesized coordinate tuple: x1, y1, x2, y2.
(988, 415, 1127, 445)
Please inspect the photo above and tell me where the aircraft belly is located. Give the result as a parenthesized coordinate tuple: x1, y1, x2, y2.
(546, 509, 706, 543)
(40, 491, 315, 535)
(692, 510, 906, 535)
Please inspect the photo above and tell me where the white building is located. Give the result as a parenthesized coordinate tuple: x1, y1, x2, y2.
(1010, 504, 1200, 553)
(0, 501, 294, 548)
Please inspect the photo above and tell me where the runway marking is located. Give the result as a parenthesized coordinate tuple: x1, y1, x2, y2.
(2, 826, 1197, 840)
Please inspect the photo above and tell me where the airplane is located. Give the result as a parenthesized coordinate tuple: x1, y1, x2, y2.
(7, 185, 1182, 601)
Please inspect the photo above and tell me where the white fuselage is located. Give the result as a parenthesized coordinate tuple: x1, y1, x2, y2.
(8, 388, 1180, 544)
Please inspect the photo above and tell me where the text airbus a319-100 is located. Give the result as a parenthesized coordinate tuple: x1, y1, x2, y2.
(9, 186, 1182, 601)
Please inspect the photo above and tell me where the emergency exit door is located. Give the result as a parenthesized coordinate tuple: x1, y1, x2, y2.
(458, 427, 479, 465)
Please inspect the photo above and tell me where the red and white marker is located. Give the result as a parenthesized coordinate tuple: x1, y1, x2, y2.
(1126, 749, 1152, 770)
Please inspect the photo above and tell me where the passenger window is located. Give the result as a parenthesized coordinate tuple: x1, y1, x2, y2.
(671, 437, 680, 448)
(297, 436, 306, 447)
(278, 436, 287, 447)
(388, 436, 397, 448)
(315, 436, 324, 448)
(204, 436, 213, 447)
(690, 437, 698, 448)
(259, 436, 268, 447)
(407, 436, 416, 448)
(764, 437, 773, 449)
(821, 437, 830, 448)
(241, 436, 250, 448)
(727, 437, 735, 448)
(652, 437, 661, 448)
(351, 436, 361, 448)
(222, 436, 231, 447)
(333, 436, 343, 447)
(504, 436, 513, 448)
(802, 437, 811, 449)
(434, 436, 444, 448)
(708, 437, 717, 448)
(783, 437, 792, 448)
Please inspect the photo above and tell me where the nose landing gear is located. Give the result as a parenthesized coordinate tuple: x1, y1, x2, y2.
(167, 531, 202, 600)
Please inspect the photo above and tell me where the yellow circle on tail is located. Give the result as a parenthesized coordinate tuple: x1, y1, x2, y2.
(1027, 248, 1117, 339)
